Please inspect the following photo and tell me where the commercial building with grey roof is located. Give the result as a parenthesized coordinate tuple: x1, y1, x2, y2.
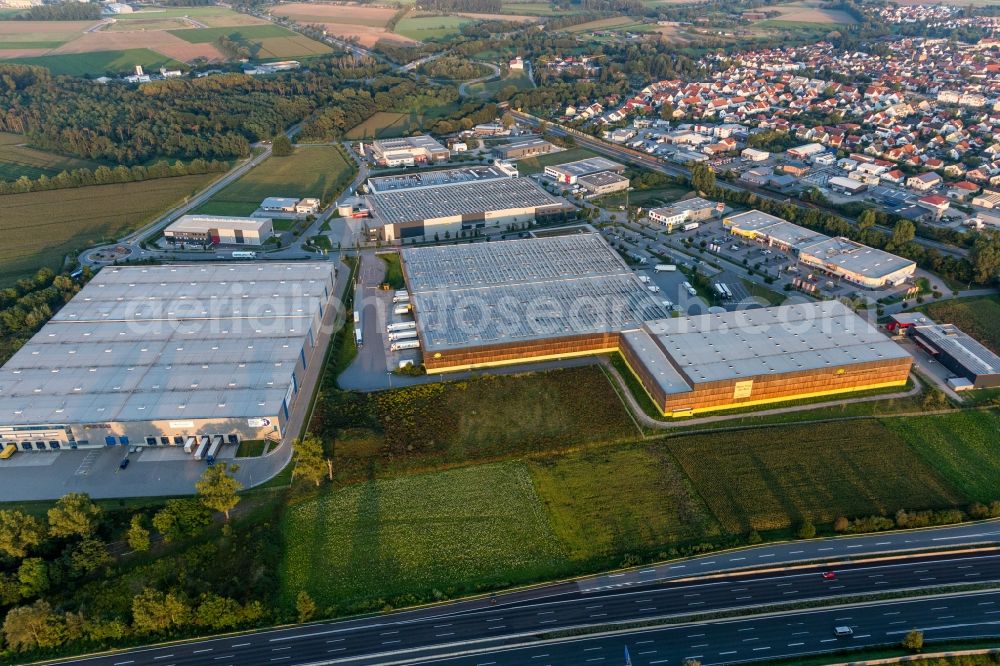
(364, 177, 572, 242)
(544, 157, 625, 184)
(725, 210, 916, 288)
(888, 312, 1000, 389)
(400, 233, 666, 372)
(620, 301, 912, 415)
(0, 262, 336, 451)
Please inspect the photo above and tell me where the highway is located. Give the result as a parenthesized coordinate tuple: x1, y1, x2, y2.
(512, 111, 968, 259)
(53, 547, 1000, 666)
(428, 590, 1000, 666)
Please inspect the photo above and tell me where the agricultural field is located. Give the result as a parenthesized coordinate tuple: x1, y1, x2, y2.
(4, 48, 185, 77)
(0, 132, 98, 181)
(888, 411, 1000, 503)
(565, 16, 647, 33)
(667, 420, 963, 533)
(280, 462, 569, 609)
(0, 174, 219, 286)
(468, 68, 534, 96)
(0, 6, 330, 74)
(917, 295, 1000, 354)
(528, 445, 721, 562)
(393, 14, 471, 41)
(195, 145, 353, 216)
(754, 1, 858, 25)
(270, 3, 413, 48)
(516, 147, 600, 174)
(499, 1, 585, 16)
(344, 103, 461, 140)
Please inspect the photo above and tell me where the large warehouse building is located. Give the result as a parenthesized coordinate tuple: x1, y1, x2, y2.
(399, 235, 913, 415)
(364, 176, 572, 242)
(0, 263, 336, 451)
(888, 313, 1000, 389)
(367, 135, 450, 167)
(620, 301, 913, 416)
(163, 215, 274, 247)
(400, 234, 666, 372)
(544, 157, 625, 184)
(725, 210, 916, 288)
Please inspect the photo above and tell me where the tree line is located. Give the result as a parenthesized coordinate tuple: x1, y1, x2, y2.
(0, 58, 388, 165)
(0, 158, 229, 197)
(420, 0, 502, 12)
(14, 3, 101, 20)
(0, 467, 250, 656)
(0, 267, 87, 366)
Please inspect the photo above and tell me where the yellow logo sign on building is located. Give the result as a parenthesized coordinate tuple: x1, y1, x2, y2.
(733, 380, 754, 399)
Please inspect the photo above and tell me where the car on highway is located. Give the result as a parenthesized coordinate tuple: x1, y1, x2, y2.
(822, 571, 837, 580)
(834, 626, 854, 637)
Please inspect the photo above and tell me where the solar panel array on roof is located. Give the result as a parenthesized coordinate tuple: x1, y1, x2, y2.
(401, 234, 666, 351)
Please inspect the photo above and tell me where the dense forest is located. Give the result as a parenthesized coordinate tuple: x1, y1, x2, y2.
(0, 268, 86, 366)
(0, 58, 386, 165)
(0, 158, 229, 195)
(14, 3, 101, 20)
(417, 56, 491, 81)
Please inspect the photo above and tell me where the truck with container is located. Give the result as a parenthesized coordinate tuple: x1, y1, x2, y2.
(654, 264, 677, 273)
(354, 327, 363, 347)
(391, 340, 421, 352)
(388, 330, 418, 342)
(637, 275, 651, 284)
(386, 321, 416, 333)
(682, 222, 700, 232)
(393, 290, 408, 298)
(393, 304, 412, 316)
(206, 436, 224, 465)
(194, 436, 210, 461)
(682, 281, 698, 297)
(232, 251, 257, 259)
(392, 294, 410, 304)
(183, 436, 196, 454)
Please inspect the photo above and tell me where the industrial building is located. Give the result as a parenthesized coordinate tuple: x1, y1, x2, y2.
(621, 301, 913, 416)
(725, 210, 916, 288)
(577, 171, 630, 197)
(544, 157, 625, 184)
(364, 177, 571, 242)
(491, 138, 556, 161)
(366, 165, 512, 194)
(163, 215, 274, 246)
(648, 197, 724, 231)
(888, 313, 1000, 389)
(400, 234, 666, 372)
(397, 236, 913, 414)
(259, 197, 320, 215)
(0, 263, 336, 451)
(368, 135, 450, 167)
(828, 176, 868, 195)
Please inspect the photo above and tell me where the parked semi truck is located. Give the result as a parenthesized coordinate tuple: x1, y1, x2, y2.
(393, 304, 412, 316)
(390, 340, 420, 352)
(386, 321, 416, 333)
(206, 436, 224, 465)
(194, 436, 210, 461)
(388, 330, 418, 342)
(232, 251, 257, 259)
(392, 294, 410, 304)
(654, 264, 677, 272)
(183, 436, 196, 454)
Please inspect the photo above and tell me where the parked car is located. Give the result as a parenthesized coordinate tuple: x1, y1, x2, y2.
(119, 458, 130, 470)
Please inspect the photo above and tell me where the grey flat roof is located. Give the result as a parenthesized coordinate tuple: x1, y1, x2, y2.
(165, 215, 271, 234)
(916, 323, 1000, 377)
(578, 171, 629, 187)
(799, 236, 916, 279)
(640, 300, 910, 385)
(497, 138, 553, 151)
(725, 210, 787, 233)
(367, 165, 509, 193)
(757, 220, 827, 248)
(365, 177, 564, 226)
(546, 157, 623, 177)
(621, 329, 692, 396)
(402, 234, 667, 352)
(0, 263, 335, 427)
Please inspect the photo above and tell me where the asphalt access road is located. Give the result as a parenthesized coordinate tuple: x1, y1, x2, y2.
(55, 550, 1000, 666)
(427, 589, 1000, 666)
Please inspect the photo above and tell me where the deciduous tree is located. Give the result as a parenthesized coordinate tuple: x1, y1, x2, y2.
(902, 628, 924, 651)
(3, 600, 66, 651)
(127, 515, 151, 553)
(152, 499, 211, 542)
(131, 589, 189, 634)
(196, 464, 243, 521)
(296, 591, 317, 623)
(47, 492, 101, 539)
(0, 510, 44, 558)
(294, 436, 329, 487)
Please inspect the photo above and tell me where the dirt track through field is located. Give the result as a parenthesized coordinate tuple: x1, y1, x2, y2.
(271, 3, 417, 47)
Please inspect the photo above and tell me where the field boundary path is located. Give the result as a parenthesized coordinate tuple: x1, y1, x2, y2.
(459, 61, 500, 97)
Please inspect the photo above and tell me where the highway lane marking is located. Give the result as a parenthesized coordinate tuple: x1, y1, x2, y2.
(738, 627, 755, 632)
(434, 623, 453, 627)
(639, 650, 657, 655)
(636, 640, 654, 644)
(820, 638, 837, 643)
(539, 619, 558, 624)
(732, 588, 748, 591)
(153, 657, 174, 661)
(737, 596, 752, 600)
(731, 557, 746, 561)
(641, 569, 656, 574)
(114, 661, 134, 665)
(585, 658, 604, 662)
(759, 554, 775, 558)
(383, 640, 401, 644)
(931, 607, 948, 611)
(783, 590, 798, 595)
(537, 612, 554, 615)
(327, 648, 345, 653)
(777, 583, 792, 587)
(212, 655, 234, 660)
(688, 633, 705, 638)
(876, 542, 891, 545)
(818, 547, 833, 551)
(939, 615, 955, 619)
(531, 654, 549, 659)
(834, 617, 853, 621)
(486, 617, 505, 622)
(436, 632, 455, 637)
(270, 658, 289, 662)
(788, 642, 805, 646)
(691, 643, 708, 648)
(272, 646, 291, 651)
(639, 607, 656, 611)
(720, 651, 737, 655)
(586, 605, 603, 609)
(380, 630, 399, 635)
(590, 613, 607, 618)
(193, 649, 213, 654)
(325, 639, 344, 643)
(688, 602, 704, 606)
(792, 631, 809, 636)
(753, 646, 771, 651)
(742, 637, 759, 642)
(231, 643, 251, 647)
(584, 647, 603, 651)
(979, 602, 995, 606)
(789, 550, 804, 554)
(476, 662, 496, 665)
(855, 634, 871, 639)
(847, 545, 862, 549)
(683, 593, 700, 597)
